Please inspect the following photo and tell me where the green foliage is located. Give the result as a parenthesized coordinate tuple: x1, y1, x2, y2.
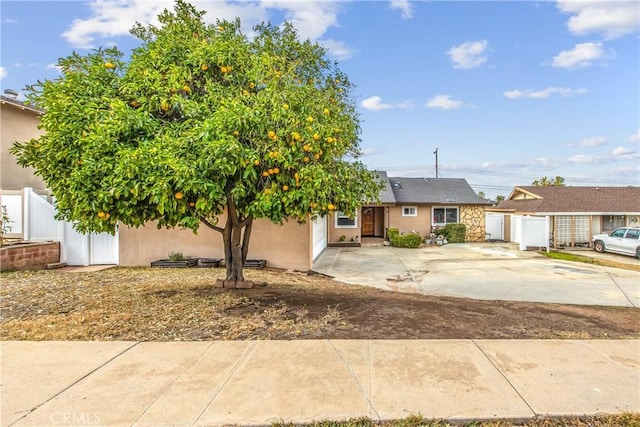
(438, 224, 466, 243)
(10, 0, 383, 236)
(387, 228, 399, 240)
(168, 251, 187, 261)
(1, 205, 12, 244)
(495, 195, 505, 203)
(390, 231, 423, 248)
(532, 176, 565, 187)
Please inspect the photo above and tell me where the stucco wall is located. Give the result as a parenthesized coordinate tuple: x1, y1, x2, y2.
(119, 217, 312, 271)
(328, 210, 360, 242)
(1, 102, 47, 191)
(388, 205, 431, 237)
(460, 205, 487, 242)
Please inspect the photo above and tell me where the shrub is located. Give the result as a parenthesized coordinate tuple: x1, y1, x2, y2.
(387, 228, 399, 240)
(438, 223, 466, 243)
(393, 233, 423, 248)
(388, 229, 422, 248)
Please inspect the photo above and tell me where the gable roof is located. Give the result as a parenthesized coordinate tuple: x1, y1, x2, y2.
(387, 177, 491, 205)
(495, 186, 640, 214)
(374, 170, 397, 204)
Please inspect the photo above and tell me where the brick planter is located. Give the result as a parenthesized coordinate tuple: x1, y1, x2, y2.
(0, 241, 60, 271)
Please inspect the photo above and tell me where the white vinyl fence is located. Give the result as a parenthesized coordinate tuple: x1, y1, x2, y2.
(485, 213, 505, 241)
(511, 215, 550, 252)
(0, 187, 118, 265)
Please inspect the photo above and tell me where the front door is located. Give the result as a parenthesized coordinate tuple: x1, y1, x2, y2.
(362, 207, 374, 236)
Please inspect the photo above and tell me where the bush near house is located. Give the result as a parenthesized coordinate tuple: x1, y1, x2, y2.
(388, 228, 423, 248)
(438, 223, 466, 243)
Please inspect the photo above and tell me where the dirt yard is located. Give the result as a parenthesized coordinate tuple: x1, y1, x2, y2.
(1, 267, 638, 341)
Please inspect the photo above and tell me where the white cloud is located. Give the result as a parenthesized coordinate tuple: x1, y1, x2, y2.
(3, 18, 19, 24)
(426, 94, 464, 110)
(319, 39, 355, 61)
(568, 154, 598, 164)
(447, 40, 488, 70)
(612, 146, 635, 156)
(361, 96, 394, 111)
(0, 66, 6, 80)
(270, 1, 341, 40)
(504, 87, 588, 99)
(61, 0, 341, 49)
(390, 0, 413, 19)
(628, 130, 640, 142)
(552, 42, 605, 69)
(578, 136, 607, 147)
(556, 0, 640, 40)
(46, 63, 63, 73)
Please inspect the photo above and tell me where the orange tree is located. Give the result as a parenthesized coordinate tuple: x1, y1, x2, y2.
(11, 1, 382, 282)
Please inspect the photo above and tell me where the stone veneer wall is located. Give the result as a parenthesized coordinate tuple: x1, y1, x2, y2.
(0, 241, 60, 271)
(460, 205, 486, 242)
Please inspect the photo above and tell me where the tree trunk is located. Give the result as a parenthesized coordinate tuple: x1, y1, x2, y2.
(201, 195, 254, 284)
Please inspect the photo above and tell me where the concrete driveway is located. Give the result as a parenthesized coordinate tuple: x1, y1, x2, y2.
(312, 243, 640, 307)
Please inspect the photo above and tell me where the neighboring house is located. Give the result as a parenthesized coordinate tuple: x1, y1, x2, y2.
(488, 186, 640, 248)
(327, 172, 493, 244)
(1, 93, 47, 192)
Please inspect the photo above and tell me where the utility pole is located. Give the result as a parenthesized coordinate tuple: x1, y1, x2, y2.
(434, 148, 439, 178)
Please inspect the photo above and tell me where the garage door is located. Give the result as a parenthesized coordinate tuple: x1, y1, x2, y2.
(312, 216, 327, 260)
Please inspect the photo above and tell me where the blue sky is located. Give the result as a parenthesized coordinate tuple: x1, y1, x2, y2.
(1, 0, 639, 199)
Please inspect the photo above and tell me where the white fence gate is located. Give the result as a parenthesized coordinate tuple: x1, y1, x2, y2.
(511, 215, 550, 252)
(1, 187, 118, 265)
(485, 213, 505, 241)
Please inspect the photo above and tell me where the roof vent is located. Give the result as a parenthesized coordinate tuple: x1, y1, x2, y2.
(3, 89, 18, 99)
(446, 198, 454, 202)
(392, 182, 401, 190)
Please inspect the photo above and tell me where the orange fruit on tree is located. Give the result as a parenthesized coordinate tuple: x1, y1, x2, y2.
(201, 64, 209, 71)
(303, 144, 311, 152)
(313, 133, 320, 141)
(130, 100, 139, 108)
(303, 156, 310, 163)
(282, 185, 289, 191)
(306, 116, 314, 123)
(262, 171, 269, 177)
(310, 202, 318, 209)
(174, 192, 184, 200)
(268, 130, 276, 139)
(97, 211, 106, 218)
(283, 103, 289, 109)
(273, 167, 280, 174)
(189, 202, 195, 207)
(217, 25, 224, 31)
(182, 85, 191, 93)
(314, 153, 320, 160)
(161, 102, 169, 112)
(325, 137, 334, 143)
(323, 108, 330, 114)
(104, 62, 115, 69)
(268, 169, 274, 175)
(254, 159, 260, 166)
(233, 131, 240, 136)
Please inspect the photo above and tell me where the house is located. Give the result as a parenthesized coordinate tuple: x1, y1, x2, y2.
(488, 186, 640, 249)
(326, 172, 492, 244)
(2, 94, 492, 269)
(1, 92, 47, 193)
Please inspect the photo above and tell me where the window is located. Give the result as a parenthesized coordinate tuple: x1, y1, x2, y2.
(402, 206, 417, 217)
(611, 228, 626, 238)
(625, 229, 639, 239)
(335, 210, 357, 228)
(432, 207, 458, 225)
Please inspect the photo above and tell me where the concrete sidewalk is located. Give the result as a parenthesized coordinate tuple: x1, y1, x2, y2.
(2, 340, 639, 426)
